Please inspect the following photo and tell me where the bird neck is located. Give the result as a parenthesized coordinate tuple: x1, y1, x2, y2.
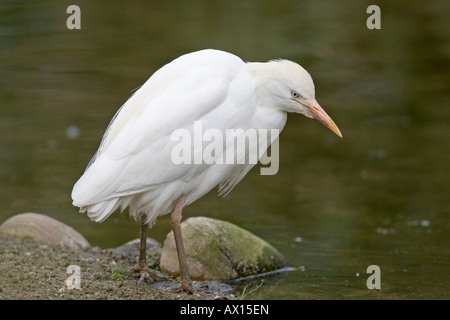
(245, 62, 287, 127)
(245, 61, 272, 90)
(245, 62, 282, 106)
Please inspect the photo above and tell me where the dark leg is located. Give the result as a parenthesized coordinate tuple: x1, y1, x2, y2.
(137, 213, 149, 270)
(129, 213, 165, 283)
(170, 194, 194, 293)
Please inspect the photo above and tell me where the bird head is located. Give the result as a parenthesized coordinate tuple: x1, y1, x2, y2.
(248, 59, 342, 138)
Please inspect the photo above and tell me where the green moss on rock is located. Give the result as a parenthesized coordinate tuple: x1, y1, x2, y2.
(160, 217, 287, 280)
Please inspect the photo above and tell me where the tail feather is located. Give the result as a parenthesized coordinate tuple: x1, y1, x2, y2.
(75, 198, 119, 223)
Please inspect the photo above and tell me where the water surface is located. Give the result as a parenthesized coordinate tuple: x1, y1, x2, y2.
(1, 0, 449, 299)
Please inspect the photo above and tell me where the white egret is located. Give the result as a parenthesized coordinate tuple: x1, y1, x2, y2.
(72, 49, 342, 293)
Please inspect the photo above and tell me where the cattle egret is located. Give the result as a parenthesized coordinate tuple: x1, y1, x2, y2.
(71, 49, 342, 293)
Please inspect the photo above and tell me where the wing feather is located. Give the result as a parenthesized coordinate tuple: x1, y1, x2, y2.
(72, 49, 255, 208)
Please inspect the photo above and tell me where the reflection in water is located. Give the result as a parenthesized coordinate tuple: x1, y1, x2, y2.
(0, 0, 449, 299)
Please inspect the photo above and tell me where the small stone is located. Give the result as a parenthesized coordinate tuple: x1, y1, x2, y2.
(111, 238, 161, 257)
(109, 238, 161, 267)
(0, 213, 90, 251)
(160, 217, 287, 281)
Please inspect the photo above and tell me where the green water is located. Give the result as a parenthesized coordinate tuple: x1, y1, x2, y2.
(1, 1, 449, 299)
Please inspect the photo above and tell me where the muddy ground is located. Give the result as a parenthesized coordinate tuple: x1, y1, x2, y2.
(0, 233, 237, 300)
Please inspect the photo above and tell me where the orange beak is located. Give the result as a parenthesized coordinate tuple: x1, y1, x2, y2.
(303, 99, 342, 138)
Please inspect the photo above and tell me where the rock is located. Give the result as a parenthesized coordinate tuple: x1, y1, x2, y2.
(160, 217, 286, 280)
(109, 237, 162, 268)
(111, 238, 161, 257)
(0, 213, 90, 251)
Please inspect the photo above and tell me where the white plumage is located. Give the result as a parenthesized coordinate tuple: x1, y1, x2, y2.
(72, 49, 341, 227)
(71, 49, 342, 291)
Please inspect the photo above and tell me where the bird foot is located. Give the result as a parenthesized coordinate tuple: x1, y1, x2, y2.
(128, 264, 168, 284)
(180, 280, 195, 294)
(108, 263, 168, 285)
(168, 279, 204, 296)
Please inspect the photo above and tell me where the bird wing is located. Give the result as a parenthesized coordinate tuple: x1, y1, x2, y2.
(72, 49, 257, 207)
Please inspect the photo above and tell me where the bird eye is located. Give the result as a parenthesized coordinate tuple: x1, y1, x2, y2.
(291, 91, 300, 98)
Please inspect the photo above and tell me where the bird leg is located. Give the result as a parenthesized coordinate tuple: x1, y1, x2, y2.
(170, 194, 194, 294)
(137, 212, 149, 270)
(128, 212, 165, 284)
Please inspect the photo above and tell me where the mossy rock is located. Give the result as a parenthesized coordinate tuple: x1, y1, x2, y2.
(160, 216, 286, 280)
